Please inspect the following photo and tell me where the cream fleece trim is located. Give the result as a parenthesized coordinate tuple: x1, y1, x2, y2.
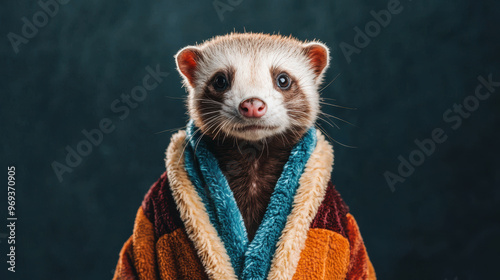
(165, 131, 237, 280)
(166, 130, 333, 280)
(267, 131, 334, 280)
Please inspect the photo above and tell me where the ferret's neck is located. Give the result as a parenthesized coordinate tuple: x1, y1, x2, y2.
(203, 135, 297, 241)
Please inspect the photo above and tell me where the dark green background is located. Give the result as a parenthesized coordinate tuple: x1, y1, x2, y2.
(1, 0, 499, 279)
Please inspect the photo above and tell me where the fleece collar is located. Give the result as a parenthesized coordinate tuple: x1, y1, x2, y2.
(184, 120, 316, 279)
(165, 124, 334, 280)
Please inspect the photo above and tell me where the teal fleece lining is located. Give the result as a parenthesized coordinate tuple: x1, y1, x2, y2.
(185, 121, 249, 275)
(184, 120, 316, 279)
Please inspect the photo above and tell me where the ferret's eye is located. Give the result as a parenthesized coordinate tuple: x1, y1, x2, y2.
(276, 73, 291, 90)
(212, 74, 228, 91)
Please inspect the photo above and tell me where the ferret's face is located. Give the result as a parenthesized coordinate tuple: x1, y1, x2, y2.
(175, 33, 329, 142)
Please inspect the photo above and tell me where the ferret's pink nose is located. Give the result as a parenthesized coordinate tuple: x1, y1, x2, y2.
(239, 98, 267, 118)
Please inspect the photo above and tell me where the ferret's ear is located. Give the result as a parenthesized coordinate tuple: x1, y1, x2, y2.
(175, 46, 202, 88)
(303, 42, 330, 82)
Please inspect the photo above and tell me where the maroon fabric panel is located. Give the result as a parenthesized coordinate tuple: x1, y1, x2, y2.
(141, 172, 184, 239)
(310, 181, 350, 238)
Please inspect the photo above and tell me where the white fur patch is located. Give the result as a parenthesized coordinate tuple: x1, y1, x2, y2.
(177, 33, 330, 141)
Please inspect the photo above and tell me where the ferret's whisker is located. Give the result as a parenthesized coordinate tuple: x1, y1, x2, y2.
(320, 112, 356, 127)
(164, 95, 185, 100)
(319, 101, 357, 110)
(319, 72, 341, 93)
(212, 118, 228, 140)
(221, 116, 236, 144)
(193, 132, 205, 154)
(198, 111, 220, 118)
(178, 114, 221, 165)
(154, 125, 187, 134)
(178, 126, 204, 166)
(192, 98, 225, 106)
(195, 116, 225, 153)
(317, 116, 340, 130)
(315, 123, 357, 149)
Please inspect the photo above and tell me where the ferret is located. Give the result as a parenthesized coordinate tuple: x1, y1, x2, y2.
(114, 33, 376, 280)
(175, 33, 329, 241)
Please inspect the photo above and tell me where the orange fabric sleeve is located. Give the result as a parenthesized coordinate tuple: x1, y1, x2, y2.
(156, 228, 208, 280)
(113, 236, 138, 279)
(345, 213, 376, 280)
(113, 207, 159, 280)
(293, 228, 350, 280)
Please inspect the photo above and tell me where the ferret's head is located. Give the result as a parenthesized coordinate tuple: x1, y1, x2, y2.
(175, 33, 329, 143)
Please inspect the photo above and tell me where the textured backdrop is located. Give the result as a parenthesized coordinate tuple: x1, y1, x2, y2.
(1, 0, 499, 279)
